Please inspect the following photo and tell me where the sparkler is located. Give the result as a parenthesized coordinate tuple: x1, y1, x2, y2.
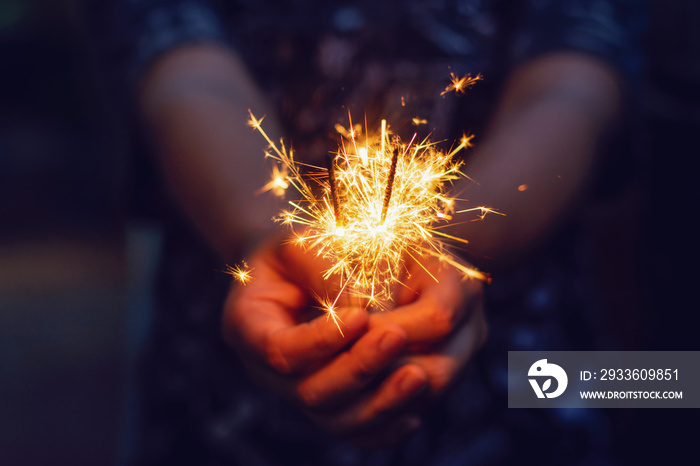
(225, 71, 502, 334)
(242, 107, 500, 332)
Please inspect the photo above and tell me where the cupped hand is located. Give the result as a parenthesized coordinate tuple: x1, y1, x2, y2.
(222, 238, 431, 446)
(369, 254, 488, 402)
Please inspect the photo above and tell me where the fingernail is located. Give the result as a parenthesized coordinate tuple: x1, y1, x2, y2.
(378, 331, 405, 353)
(399, 370, 427, 395)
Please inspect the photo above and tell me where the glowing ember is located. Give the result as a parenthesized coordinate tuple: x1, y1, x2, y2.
(226, 262, 253, 285)
(441, 72, 483, 96)
(257, 164, 289, 197)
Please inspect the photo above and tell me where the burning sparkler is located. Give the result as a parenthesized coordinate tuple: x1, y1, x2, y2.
(241, 107, 500, 332)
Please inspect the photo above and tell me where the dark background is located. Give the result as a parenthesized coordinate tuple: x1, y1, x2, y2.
(0, 0, 698, 464)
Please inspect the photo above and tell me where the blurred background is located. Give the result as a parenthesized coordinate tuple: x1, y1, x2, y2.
(0, 0, 698, 465)
(0, 1, 126, 464)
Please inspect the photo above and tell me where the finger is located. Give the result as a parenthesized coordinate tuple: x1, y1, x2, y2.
(225, 238, 342, 337)
(263, 306, 369, 374)
(273, 240, 337, 296)
(223, 239, 369, 374)
(223, 241, 308, 348)
(321, 363, 429, 438)
(401, 301, 487, 396)
(294, 325, 407, 410)
(370, 273, 482, 344)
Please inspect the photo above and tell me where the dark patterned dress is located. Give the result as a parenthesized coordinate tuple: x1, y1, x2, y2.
(106, 1, 646, 464)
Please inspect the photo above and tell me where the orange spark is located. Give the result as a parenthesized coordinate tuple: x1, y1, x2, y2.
(226, 262, 253, 285)
(250, 111, 496, 309)
(242, 72, 497, 327)
(441, 72, 483, 96)
(257, 164, 289, 197)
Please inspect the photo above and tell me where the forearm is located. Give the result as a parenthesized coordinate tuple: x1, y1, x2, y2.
(458, 53, 622, 269)
(139, 44, 282, 261)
